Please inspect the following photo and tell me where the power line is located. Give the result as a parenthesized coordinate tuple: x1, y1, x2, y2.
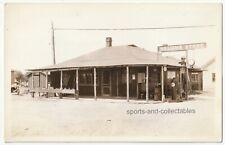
(54, 25, 215, 31)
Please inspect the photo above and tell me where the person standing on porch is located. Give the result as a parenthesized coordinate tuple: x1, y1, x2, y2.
(171, 78, 177, 100)
(140, 79, 146, 99)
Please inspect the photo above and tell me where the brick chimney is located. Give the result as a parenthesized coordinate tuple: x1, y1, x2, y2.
(106, 37, 112, 47)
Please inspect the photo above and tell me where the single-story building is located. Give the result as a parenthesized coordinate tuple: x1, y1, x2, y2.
(202, 58, 215, 93)
(27, 37, 203, 102)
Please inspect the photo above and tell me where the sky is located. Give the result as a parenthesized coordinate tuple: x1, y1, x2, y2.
(5, 3, 222, 72)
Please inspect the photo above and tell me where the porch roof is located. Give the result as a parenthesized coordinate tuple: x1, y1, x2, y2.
(29, 45, 182, 71)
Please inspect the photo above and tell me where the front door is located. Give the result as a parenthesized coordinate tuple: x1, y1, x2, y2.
(137, 73, 146, 99)
(101, 71, 111, 96)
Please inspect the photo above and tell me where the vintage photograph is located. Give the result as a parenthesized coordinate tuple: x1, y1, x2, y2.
(5, 3, 222, 142)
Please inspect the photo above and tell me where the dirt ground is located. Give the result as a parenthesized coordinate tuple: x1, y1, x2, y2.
(5, 90, 221, 142)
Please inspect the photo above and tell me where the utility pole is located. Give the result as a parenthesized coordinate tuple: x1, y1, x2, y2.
(51, 21, 56, 65)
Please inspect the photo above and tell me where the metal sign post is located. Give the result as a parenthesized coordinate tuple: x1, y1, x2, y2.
(185, 50, 189, 100)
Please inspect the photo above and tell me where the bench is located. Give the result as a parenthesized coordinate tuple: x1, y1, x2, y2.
(30, 88, 79, 99)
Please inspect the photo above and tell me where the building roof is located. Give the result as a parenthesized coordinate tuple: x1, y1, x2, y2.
(29, 45, 182, 71)
(201, 57, 215, 69)
(26, 72, 46, 77)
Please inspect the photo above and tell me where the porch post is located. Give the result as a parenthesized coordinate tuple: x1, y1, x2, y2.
(116, 71, 119, 96)
(45, 71, 48, 98)
(60, 70, 63, 99)
(32, 72, 34, 89)
(46, 72, 48, 89)
(126, 66, 129, 102)
(94, 67, 97, 100)
(60, 70, 63, 89)
(38, 72, 40, 96)
(179, 68, 182, 98)
(75, 69, 79, 99)
(39, 72, 41, 88)
(31, 72, 35, 97)
(161, 66, 165, 102)
(146, 66, 149, 102)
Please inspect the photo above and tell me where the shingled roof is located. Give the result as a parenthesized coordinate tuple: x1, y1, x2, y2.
(29, 45, 181, 71)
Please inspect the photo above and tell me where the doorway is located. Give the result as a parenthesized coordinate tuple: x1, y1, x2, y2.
(137, 72, 146, 99)
(101, 70, 111, 96)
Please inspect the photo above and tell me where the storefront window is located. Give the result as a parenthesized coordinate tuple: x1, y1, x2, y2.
(191, 73, 199, 82)
(86, 73, 93, 84)
(79, 70, 99, 85)
(80, 73, 86, 84)
(79, 72, 94, 84)
(121, 73, 126, 84)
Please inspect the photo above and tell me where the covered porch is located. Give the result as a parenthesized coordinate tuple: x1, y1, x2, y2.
(29, 64, 186, 102)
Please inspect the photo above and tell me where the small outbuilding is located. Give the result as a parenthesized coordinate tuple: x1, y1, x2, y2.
(202, 58, 215, 93)
(26, 72, 47, 89)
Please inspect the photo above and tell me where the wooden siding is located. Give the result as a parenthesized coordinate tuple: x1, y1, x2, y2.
(28, 73, 46, 89)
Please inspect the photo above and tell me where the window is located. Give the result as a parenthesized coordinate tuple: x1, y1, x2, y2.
(103, 71, 110, 84)
(80, 73, 86, 84)
(121, 73, 126, 84)
(86, 73, 93, 84)
(80, 72, 93, 84)
(191, 73, 199, 82)
(212, 73, 215, 82)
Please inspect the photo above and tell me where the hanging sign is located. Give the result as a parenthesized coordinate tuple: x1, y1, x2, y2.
(158, 42, 206, 52)
(167, 71, 176, 79)
(163, 66, 167, 71)
(132, 74, 136, 80)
